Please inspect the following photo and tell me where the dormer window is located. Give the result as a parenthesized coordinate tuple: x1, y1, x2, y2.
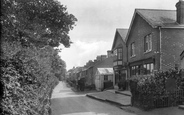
(144, 34, 152, 52)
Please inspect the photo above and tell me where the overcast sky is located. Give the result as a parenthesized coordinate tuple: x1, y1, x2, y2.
(58, 0, 179, 70)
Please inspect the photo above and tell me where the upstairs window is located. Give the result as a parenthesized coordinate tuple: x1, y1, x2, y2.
(144, 34, 152, 52)
(117, 48, 123, 60)
(131, 42, 135, 57)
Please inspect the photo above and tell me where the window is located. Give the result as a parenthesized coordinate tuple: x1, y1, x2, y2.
(131, 66, 136, 75)
(131, 63, 154, 76)
(131, 65, 141, 76)
(131, 42, 135, 57)
(143, 63, 154, 75)
(144, 34, 152, 52)
(113, 49, 117, 56)
(104, 75, 108, 81)
(117, 48, 122, 59)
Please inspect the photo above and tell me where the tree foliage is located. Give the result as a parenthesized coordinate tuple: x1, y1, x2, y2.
(1, 0, 77, 47)
(1, 0, 76, 114)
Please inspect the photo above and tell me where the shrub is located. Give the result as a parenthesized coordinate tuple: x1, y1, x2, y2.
(129, 69, 184, 110)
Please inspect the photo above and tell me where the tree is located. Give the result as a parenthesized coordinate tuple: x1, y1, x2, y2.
(1, 0, 77, 48)
(1, 0, 76, 114)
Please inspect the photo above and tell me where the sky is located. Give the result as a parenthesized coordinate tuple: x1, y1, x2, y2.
(58, 0, 179, 70)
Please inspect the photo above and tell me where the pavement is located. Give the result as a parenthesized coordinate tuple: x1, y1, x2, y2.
(86, 89, 131, 106)
(115, 90, 131, 96)
(86, 89, 184, 115)
(51, 82, 136, 115)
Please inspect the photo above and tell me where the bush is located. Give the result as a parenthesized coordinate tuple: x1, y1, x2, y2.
(129, 69, 184, 110)
(0, 42, 60, 115)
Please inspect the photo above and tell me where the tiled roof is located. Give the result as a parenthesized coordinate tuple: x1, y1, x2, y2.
(136, 9, 184, 28)
(111, 28, 128, 50)
(116, 29, 128, 41)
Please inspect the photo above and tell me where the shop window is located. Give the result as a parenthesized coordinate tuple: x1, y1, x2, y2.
(143, 63, 154, 75)
(131, 65, 141, 76)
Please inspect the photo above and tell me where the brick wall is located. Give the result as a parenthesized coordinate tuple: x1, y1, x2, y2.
(127, 14, 160, 70)
(161, 28, 184, 71)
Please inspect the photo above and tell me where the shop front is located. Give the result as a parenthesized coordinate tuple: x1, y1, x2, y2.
(129, 57, 155, 77)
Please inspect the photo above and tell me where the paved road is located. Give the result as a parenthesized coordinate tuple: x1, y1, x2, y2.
(51, 81, 135, 115)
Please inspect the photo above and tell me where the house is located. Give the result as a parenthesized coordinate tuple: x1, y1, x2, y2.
(85, 53, 114, 87)
(95, 68, 114, 91)
(111, 29, 128, 85)
(126, 0, 184, 78)
(181, 50, 184, 69)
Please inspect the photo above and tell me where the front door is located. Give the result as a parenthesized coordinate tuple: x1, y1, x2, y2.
(115, 71, 119, 85)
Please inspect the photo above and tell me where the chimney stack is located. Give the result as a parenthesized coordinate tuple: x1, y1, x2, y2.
(176, 0, 184, 24)
(107, 50, 112, 58)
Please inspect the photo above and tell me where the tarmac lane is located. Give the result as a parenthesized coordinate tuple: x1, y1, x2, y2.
(51, 81, 135, 115)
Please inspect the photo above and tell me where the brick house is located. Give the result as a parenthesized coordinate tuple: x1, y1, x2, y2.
(126, 1, 184, 78)
(111, 29, 128, 85)
(85, 54, 114, 86)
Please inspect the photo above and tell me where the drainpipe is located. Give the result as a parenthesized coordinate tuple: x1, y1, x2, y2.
(126, 44, 128, 77)
(158, 26, 162, 71)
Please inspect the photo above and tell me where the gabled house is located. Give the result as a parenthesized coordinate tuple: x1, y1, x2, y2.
(126, 0, 184, 78)
(111, 29, 128, 85)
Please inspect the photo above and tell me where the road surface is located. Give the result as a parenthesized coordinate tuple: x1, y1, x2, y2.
(51, 81, 134, 115)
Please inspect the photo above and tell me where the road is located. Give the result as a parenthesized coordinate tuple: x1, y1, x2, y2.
(51, 81, 134, 115)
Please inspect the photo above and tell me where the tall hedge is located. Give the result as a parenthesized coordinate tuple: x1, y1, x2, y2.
(1, 0, 77, 114)
(129, 70, 184, 110)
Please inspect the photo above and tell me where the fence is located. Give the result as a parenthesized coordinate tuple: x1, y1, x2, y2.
(132, 89, 184, 110)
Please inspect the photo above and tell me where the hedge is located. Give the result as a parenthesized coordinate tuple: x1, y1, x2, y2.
(129, 69, 184, 110)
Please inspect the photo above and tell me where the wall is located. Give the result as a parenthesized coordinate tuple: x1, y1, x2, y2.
(161, 28, 184, 71)
(127, 14, 160, 70)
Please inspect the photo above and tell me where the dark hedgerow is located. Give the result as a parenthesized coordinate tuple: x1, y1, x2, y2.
(129, 69, 184, 110)
(1, 0, 76, 114)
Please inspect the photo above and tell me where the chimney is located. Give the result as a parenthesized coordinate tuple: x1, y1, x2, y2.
(101, 55, 107, 60)
(96, 56, 101, 61)
(176, 0, 184, 24)
(107, 50, 112, 58)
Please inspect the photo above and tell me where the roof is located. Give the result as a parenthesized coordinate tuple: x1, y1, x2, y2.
(136, 9, 184, 28)
(126, 8, 184, 43)
(117, 29, 128, 41)
(111, 28, 128, 50)
(97, 68, 113, 75)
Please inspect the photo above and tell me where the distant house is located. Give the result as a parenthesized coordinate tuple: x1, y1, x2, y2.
(111, 29, 128, 85)
(181, 50, 184, 69)
(95, 68, 114, 91)
(126, 1, 184, 78)
(85, 53, 114, 86)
